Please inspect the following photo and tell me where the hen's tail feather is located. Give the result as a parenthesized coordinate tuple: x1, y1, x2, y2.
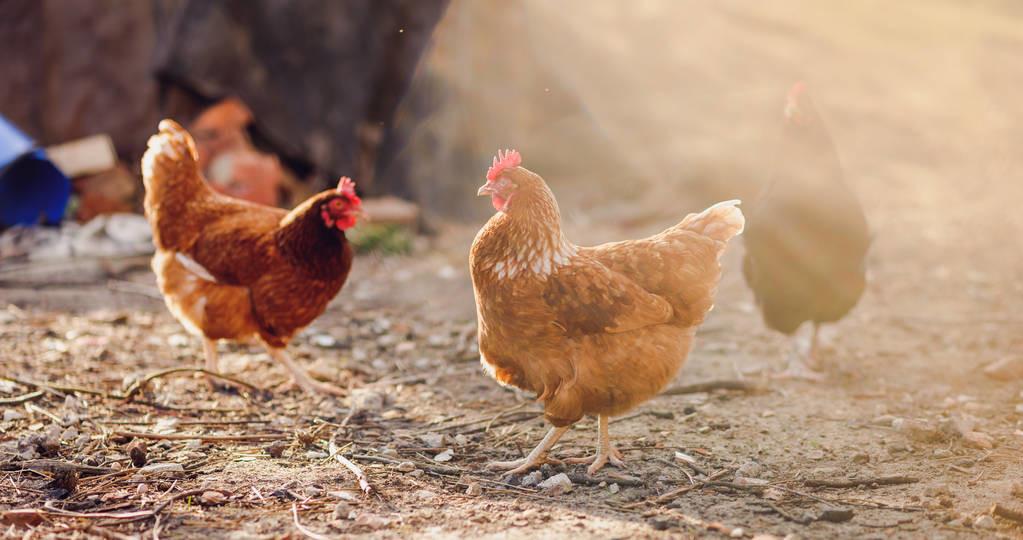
(141, 119, 201, 190)
(679, 199, 745, 245)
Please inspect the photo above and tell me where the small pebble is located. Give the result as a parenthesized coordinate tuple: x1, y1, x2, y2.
(521, 471, 543, 487)
(465, 482, 482, 497)
(973, 514, 996, 530)
(730, 528, 745, 538)
(397, 461, 416, 473)
(538, 473, 573, 494)
(266, 440, 288, 458)
(333, 502, 353, 520)
(608, 483, 620, 494)
(818, 508, 855, 523)
(199, 491, 226, 505)
(433, 449, 453, 462)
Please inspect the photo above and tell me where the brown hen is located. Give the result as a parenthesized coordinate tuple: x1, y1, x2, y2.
(471, 150, 745, 474)
(141, 120, 361, 396)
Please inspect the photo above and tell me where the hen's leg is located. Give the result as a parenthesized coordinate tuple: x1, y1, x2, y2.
(774, 323, 826, 381)
(487, 426, 569, 475)
(565, 415, 625, 475)
(266, 346, 345, 396)
(202, 338, 223, 391)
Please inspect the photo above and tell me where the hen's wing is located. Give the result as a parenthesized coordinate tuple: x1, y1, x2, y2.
(543, 256, 673, 336)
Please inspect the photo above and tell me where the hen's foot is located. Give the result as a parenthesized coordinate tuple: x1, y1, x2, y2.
(566, 444, 626, 475)
(204, 375, 246, 394)
(487, 456, 563, 476)
(487, 426, 570, 476)
(771, 358, 827, 382)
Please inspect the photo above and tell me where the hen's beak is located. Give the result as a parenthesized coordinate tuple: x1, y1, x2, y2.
(477, 183, 495, 197)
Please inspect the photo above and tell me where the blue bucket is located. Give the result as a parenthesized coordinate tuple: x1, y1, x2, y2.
(0, 115, 71, 227)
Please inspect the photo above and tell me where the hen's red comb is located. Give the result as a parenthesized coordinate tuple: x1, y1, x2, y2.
(336, 176, 358, 198)
(486, 149, 522, 181)
(787, 81, 807, 102)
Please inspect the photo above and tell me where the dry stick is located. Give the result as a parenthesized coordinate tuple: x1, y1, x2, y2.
(1, 376, 113, 399)
(0, 390, 44, 405)
(803, 475, 919, 488)
(766, 502, 813, 525)
(2, 459, 115, 476)
(122, 367, 263, 402)
(351, 454, 462, 476)
(659, 379, 764, 396)
(113, 430, 287, 443)
(993, 503, 1023, 524)
(328, 434, 374, 496)
(291, 503, 332, 540)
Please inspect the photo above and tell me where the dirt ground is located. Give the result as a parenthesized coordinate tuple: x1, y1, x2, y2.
(4, 1, 1023, 538)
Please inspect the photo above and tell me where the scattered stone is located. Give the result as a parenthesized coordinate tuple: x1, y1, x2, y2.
(894, 418, 948, 443)
(415, 489, 438, 501)
(408, 469, 424, 478)
(871, 414, 897, 427)
(465, 482, 482, 497)
(305, 450, 329, 460)
(453, 434, 470, 446)
(167, 334, 190, 348)
(818, 508, 855, 523)
(333, 502, 354, 520)
(648, 518, 676, 531)
(348, 389, 386, 411)
(3, 410, 24, 422)
(852, 453, 870, 464)
(419, 433, 446, 448)
(397, 461, 416, 473)
(310, 333, 339, 349)
(608, 483, 621, 494)
(521, 471, 543, 487)
(200, 491, 226, 505)
(266, 440, 288, 458)
(736, 460, 764, 479)
(538, 473, 573, 494)
(139, 463, 185, 476)
(973, 514, 996, 530)
(730, 528, 745, 538)
(433, 449, 453, 462)
(962, 431, 994, 450)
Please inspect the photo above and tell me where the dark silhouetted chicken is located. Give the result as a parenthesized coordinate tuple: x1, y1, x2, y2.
(742, 83, 870, 379)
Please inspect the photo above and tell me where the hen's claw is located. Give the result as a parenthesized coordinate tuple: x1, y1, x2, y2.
(567, 441, 626, 475)
(487, 456, 563, 476)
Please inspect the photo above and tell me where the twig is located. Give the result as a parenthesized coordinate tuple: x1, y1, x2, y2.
(567, 474, 644, 487)
(113, 430, 286, 443)
(1, 376, 113, 399)
(351, 454, 462, 476)
(0, 390, 44, 405)
(804, 475, 919, 488)
(648, 469, 731, 505)
(766, 502, 813, 525)
(122, 367, 264, 402)
(292, 503, 331, 540)
(993, 503, 1023, 524)
(659, 379, 764, 396)
(328, 433, 374, 496)
(2, 459, 115, 476)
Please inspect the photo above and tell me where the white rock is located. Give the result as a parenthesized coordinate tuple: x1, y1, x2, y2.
(348, 388, 386, 411)
(433, 449, 453, 462)
(139, 463, 185, 475)
(538, 473, 573, 494)
(608, 483, 620, 494)
(419, 433, 446, 448)
(3, 410, 25, 422)
(310, 334, 338, 348)
(974, 514, 996, 530)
